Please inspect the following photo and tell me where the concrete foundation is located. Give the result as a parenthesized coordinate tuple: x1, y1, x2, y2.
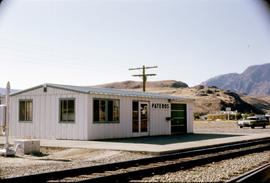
(14, 139, 40, 155)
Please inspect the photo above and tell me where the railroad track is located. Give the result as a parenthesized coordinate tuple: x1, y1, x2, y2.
(226, 162, 270, 183)
(1, 137, 270, 183)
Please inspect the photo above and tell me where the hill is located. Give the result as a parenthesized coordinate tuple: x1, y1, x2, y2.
(202, 63, 270, 96)
(94, 80, 265, 115)
(95, 80, 189, 89)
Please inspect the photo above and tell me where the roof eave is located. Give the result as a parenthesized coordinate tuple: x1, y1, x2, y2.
(10, 84, 88, 96)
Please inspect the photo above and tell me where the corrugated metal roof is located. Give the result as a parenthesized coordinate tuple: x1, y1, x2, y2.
(11, 83, 194, 101)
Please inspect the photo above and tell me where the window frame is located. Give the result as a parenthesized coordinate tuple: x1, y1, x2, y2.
(93, 98, 120, 124)
(132, 101, 139, 133)
(59, 98, 76, 123)
(18, 99, 33, 123)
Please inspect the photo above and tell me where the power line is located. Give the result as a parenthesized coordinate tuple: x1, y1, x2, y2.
(129, 65, 158, 92)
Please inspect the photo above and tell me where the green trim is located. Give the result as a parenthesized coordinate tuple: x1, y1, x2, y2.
(59, 121, 76, 124)
(18, 99, 33, 122)
(93, 98, 120, 124)
(18, 120, 32, 123)
(58, 98, 76, 123)
(93, 121, 120, 124)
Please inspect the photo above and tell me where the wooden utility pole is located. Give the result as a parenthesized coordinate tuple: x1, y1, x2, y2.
(129, 65, 158, 92)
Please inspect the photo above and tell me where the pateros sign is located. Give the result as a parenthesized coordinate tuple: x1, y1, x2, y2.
(151, 103, 170, 109)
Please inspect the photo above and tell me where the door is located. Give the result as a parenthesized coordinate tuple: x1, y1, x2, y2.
(132, 101, 149, 135)
(140, 102, 148, 133)
(171, 103, 187, 134)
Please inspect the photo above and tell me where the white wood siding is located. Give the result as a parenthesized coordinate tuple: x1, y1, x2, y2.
(88, 95, 172, 139)
(9, 86, 193, 140)
(9, 87, 89, 140)
(0, 96, 5, 105)
(88, 94, 133, 139)
(149, 101, 171, 136)
(187, 102, 194, 133)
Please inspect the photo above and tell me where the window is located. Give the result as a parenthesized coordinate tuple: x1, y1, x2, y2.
(93, 99, 120, 123)
(19, 100, 33, 122)
(60, 99, 75, 122)
(132, 101, 139, 132)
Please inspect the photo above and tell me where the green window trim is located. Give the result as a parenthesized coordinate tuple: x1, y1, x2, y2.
(93, 98, 120, 123)
(132, 101, 139, 132)
(19, 99, 33, 122)
(59, 98, 75, 123)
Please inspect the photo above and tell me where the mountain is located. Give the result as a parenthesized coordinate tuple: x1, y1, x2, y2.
(94, 80, 265, 114)
(201, 63, 270, 96)
(0, 87, 18, 95)
(0, 88, 5, 95)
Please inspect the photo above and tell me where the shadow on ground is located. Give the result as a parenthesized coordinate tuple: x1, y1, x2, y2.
(98, 133, 242, 145)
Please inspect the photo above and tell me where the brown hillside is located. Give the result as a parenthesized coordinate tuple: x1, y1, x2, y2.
(241, 96, 270, 114)
(95, 80, 188, 89)
(94, 80, 265, 115)
(146, 86, 263, 115)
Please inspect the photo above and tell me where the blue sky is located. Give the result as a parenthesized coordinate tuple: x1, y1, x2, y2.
(0, 0, 270, 89)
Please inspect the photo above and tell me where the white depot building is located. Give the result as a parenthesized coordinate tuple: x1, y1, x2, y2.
(8, 83, 194, 140)
(0, 94, 5, 105)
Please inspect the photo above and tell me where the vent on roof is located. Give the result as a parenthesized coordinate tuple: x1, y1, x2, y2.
(43, 85, 47, 93)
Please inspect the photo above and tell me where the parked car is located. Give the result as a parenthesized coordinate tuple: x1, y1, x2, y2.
(237, 116, 270, 129)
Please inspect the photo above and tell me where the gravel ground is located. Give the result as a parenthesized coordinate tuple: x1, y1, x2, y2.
(0, 121, 269, 180)
(0, 149, 152, 178)
(139, 151, 270, 182)
(137, 120, 270, 182)
(194, 120, 270, 134)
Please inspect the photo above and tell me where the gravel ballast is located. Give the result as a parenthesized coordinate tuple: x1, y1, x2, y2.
(1, 121, 269, 180)
(140, 151, 270, 182)
(0, 149, 152, 178)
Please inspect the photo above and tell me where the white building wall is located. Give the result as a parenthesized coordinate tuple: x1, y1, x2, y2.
(187, 102, 194, 133)
(88, 94, 133, 139)
(149, 101, 171, 136)
(0, 96, 5, 105)
(87, 95, 172, 139)
(9, 87, 89, 140)
(9, 86, 194, 140)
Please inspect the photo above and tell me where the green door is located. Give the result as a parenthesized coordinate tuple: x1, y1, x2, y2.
(171, 104, 187, 134)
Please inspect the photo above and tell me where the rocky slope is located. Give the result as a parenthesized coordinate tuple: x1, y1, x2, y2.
(149, 86, 264, 115)
(202, 63, 270, 96)
(95, 80, 266, 115)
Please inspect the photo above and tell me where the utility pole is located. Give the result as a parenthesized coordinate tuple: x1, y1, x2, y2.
(129, 65, 158, 92)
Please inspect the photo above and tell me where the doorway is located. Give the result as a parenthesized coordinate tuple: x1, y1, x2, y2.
(132, 101, 149, 135)
(171, 103, 187, 134)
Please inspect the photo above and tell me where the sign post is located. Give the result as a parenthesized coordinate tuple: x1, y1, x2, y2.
(0, 82, 15, 156)
(226, 107, 231, 120)
(4, 82, 10, 149)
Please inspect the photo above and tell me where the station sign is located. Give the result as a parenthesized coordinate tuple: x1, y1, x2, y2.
(151, 103, 170, 109)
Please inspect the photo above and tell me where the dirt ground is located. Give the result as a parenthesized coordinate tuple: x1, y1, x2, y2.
(194, 120, 270, 134)
(0, 120, 269, 178)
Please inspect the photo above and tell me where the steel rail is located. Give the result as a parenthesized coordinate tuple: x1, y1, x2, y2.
(1, 137, 270, 183)
(226, 163, 270, 183)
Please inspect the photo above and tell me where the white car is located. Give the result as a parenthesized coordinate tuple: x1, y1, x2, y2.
(237, 116, 269, 129)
